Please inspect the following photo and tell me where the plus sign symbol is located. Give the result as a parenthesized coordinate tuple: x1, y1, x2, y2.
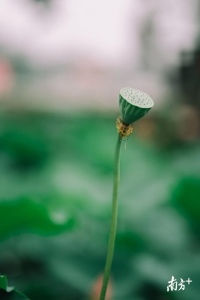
(186, 278, 192, 285)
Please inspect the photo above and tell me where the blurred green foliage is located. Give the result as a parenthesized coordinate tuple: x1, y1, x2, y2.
(0, 197, 74, 239)
(0, 111, 199, 300)
(171, 177, 200, 234)
(0, 275, 29, 299)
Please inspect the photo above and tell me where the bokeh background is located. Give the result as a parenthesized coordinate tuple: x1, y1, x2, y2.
(0, 0, 200, 299)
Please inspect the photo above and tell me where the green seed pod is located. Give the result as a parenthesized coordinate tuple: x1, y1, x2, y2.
(119, 87, 154, 125)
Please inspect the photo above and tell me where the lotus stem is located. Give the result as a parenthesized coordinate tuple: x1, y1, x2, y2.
(99, 87, 154, 300)
(99, 133, 121, 300)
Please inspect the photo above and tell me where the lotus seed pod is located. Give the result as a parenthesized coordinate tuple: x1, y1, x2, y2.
(119, 87, 154, 125)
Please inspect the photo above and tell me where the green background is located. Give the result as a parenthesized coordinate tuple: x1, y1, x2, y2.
(0, 110, 199, 300)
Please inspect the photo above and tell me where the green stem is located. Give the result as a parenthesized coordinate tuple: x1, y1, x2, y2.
(99, 134, 122, 300)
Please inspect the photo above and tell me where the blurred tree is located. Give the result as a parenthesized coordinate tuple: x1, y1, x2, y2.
(177, 0, 200, 111)
(31, 0, 50, 2)
(139, 11, 157, 71)
(178, 49, 200, 110)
